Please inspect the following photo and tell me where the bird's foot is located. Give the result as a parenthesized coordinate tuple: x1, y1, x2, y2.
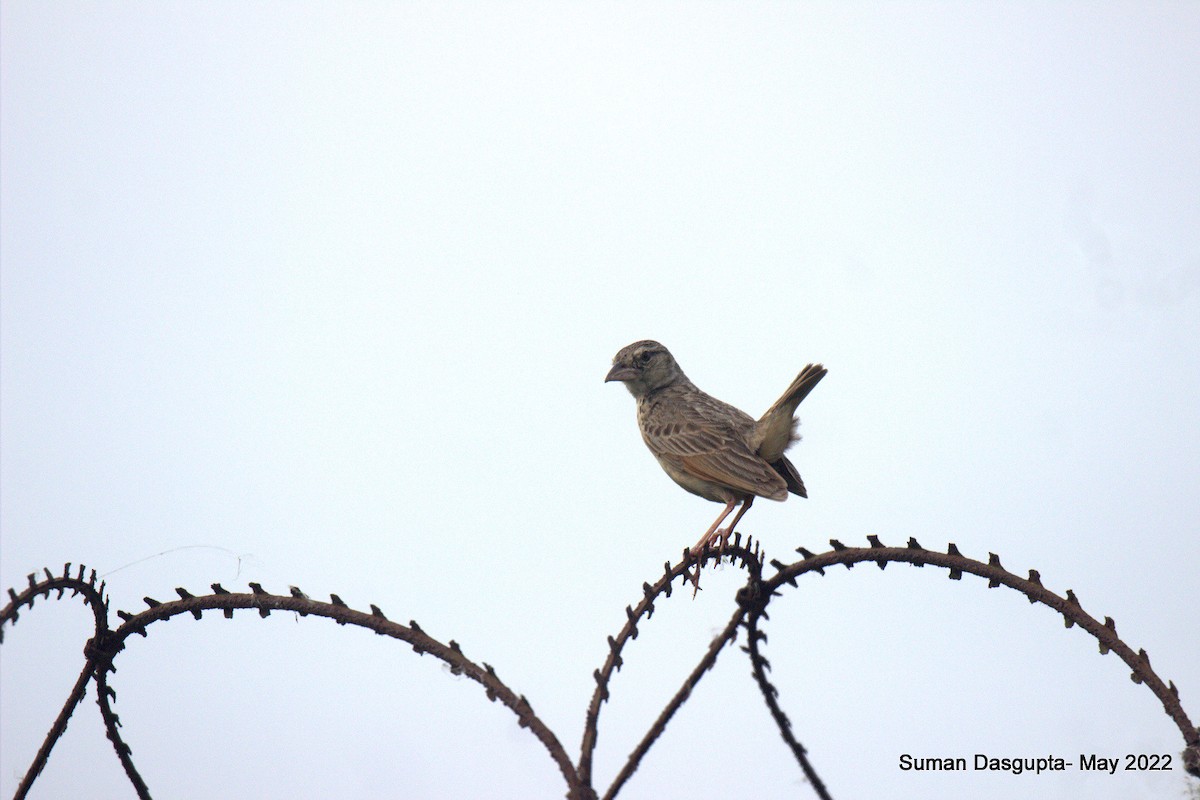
(688, 528, 734, 598)
(710, 527, 732, 550)
(690, 528, 732, 557)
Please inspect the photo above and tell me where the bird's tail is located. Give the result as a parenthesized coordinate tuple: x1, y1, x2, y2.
(755, 363, 827, 463)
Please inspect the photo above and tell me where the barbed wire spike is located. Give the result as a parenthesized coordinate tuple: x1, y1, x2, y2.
(285, 586, 310, 616)
(866, 536, 888, 569)
(175, 588, 203, 619)
(946, 543, 964, 580)
(795, 547, 826, 576)
(593, 669, 610, 703)
(482, 663, 499, 701)
(904, 537, 926, 567)
(641, 582, 657, 618)
(446, 640, 465, 675)
(209, 583, 235, 618)
(1098, 617, 1117, 655)
(607, 635, 624, 672)
(1062, 590, 1082, 628)
(248, 583, 271, 617)
(516, 694, 534, 728)
(986, 553, 1006, 587)
(1026, 569, 1044, 602)
(828, 539, 855, 570)
(769, 558, 798, 586)
(122, 601, 155, 637)
(407, 619, 427, 655)
(45, 568, 67, 599)
(328, 594, 347, 624)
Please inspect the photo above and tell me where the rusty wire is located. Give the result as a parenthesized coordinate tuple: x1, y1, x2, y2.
(3, 538, 1198, 800)
(743, 597, 832, 800)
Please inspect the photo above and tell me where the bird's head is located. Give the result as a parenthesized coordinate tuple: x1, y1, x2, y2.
(605, 340, 686, 398)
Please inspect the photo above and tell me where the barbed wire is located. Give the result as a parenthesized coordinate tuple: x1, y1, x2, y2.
(3, 537, 1198, 799)
(743, 593, 831, 800)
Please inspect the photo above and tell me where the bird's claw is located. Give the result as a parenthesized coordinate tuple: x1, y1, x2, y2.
(710, 527, 732, 550)
(689, 528, 736, 597)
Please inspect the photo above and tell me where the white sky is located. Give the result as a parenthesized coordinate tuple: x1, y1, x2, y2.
(2, 3, 1198, 799)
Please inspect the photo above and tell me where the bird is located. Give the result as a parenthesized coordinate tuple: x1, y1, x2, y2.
(605, 340, 826, 556)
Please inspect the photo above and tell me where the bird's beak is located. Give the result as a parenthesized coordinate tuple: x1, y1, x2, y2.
(605, 364, 639, 383)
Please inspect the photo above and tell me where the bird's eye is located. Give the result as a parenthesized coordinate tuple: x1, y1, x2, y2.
(637, 351, 653, 365)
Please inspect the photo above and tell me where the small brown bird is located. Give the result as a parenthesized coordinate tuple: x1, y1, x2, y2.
(606, 340, 826, 554)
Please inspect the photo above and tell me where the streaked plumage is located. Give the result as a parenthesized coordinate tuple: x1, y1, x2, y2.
(605, 340, 826, 553)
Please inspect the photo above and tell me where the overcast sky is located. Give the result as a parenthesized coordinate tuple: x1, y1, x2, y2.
(2, 3, 1198, 799)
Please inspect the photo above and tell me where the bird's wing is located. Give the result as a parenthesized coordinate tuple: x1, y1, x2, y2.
(643, 396, 788, 501)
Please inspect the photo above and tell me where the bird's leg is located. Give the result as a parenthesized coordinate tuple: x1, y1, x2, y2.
(691, 499, 738, 555)
(689, 499, 737, 594)
(715, 497, 754, 548)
